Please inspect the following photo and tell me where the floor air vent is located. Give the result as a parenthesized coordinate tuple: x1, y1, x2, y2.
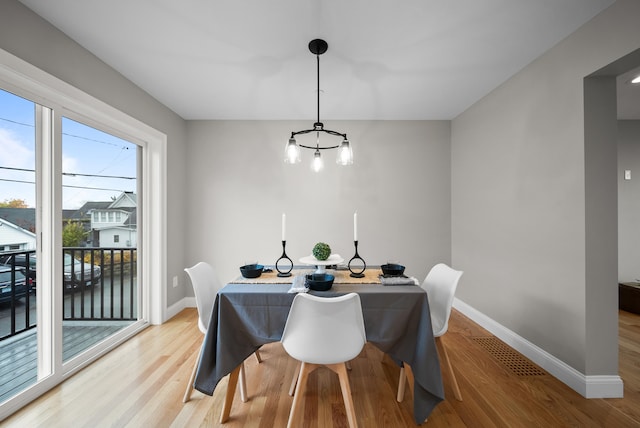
(471, 337, 547, 377)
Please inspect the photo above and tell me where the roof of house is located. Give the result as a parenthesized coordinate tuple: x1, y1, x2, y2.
(1, 192, 137, 232)
(69, 201, 113, 221)
(0, 208, 36, 233)
(110, 192, 136, 208)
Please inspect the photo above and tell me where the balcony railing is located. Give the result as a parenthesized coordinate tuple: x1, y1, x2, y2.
(0, 248, 137, 341)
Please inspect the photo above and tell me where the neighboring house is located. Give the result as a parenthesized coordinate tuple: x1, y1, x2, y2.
(0, 208, 35, 234)
(0, 217, 36, 252)
(1, 206, 83, 240)
(71, 201, 112, 246)
(0, 194, 137, 250)
(88, 192, 137, 248)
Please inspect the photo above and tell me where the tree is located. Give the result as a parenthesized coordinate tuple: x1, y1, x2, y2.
(62, 221, 87, 247)
(0, 198, 28, 208)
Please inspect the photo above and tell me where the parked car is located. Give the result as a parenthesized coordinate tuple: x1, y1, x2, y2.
(0, 266, 33, 303)
(0, 252, 37, 285)
(0, 252, 102, 292)
(63, 253, 102, 291)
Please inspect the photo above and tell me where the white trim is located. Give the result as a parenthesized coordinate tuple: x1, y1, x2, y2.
(0, 48, 166, 323)
(453, 298, 623, 398)
(584, 376, 625, 398)
(166, 296, 196, 321)
(141, 129, 167, 325)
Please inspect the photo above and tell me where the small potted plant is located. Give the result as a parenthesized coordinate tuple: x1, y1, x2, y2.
(312, 242, 331, 261)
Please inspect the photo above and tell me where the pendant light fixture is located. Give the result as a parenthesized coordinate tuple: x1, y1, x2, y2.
(284, 39, 353, 170)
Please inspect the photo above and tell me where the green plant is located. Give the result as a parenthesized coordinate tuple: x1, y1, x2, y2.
(62, 220, 87, 247)
(312, 242, 331, 261)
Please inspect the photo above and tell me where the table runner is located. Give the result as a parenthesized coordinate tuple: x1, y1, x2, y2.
(230, 267, 383, 284)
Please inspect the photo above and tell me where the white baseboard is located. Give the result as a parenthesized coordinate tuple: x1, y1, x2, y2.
(453, 298, 623, 399)
(165, 296, 196, 321)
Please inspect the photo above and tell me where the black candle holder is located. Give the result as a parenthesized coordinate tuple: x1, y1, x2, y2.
(275, 240, 293, 277)
(348, 240, 366, 278)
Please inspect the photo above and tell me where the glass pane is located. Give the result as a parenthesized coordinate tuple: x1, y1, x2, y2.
(61, 117, 138, 363)
(0, 88, 38, 401)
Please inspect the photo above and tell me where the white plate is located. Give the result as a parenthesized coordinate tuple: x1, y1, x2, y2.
(299, 254, 344, 266)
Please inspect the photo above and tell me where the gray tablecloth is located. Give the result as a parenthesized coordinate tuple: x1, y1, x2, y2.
(193, 282, 444, 424)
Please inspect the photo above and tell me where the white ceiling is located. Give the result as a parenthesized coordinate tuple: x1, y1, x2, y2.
(20, 0, 637, 121)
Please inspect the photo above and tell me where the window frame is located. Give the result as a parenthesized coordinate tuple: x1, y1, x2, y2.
(0, 47, 167, 418)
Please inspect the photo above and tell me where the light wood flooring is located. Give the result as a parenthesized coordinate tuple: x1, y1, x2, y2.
(2, 308, 640, 427)
(0, 324, 129, 403)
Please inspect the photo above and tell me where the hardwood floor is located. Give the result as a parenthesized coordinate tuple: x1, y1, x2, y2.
(3, 308, 639, 427)
(0, 324, 129, 403)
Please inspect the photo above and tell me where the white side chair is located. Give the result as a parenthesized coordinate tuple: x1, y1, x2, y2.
(397, 263, 464, 402)
(182, 262, 262, 403)
(282, 292, 366, 428)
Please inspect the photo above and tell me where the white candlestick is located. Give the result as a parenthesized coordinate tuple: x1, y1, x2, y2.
(282, 213, 286, 241)
(354, 211, 358, 241)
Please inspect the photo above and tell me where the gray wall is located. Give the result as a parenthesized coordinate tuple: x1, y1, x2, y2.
(185, 120, 451, 284)
(619, 120, 640, 282)
(0, 0, 188, 307)
(451, 0, 640, 375)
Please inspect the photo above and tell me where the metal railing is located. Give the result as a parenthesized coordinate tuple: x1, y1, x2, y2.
(0, 250, 36, 340)
(63, 247, 137, 321)
(0, 248, 137, 341)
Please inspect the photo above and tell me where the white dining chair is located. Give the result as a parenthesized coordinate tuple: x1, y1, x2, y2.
(182, 261, 262, 403)
(397, 263, 464, 402)
(282, 292, 366, 428)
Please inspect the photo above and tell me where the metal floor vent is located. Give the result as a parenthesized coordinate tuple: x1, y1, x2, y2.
(471, 337, 547, 377)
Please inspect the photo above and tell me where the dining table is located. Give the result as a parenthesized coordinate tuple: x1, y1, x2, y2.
(192, 267, 444, 425)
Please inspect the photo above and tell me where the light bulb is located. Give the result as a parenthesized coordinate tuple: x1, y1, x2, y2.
(311, 149, 324, 172)
(284, 137, 301, 164)
(336, 139, 353, 165)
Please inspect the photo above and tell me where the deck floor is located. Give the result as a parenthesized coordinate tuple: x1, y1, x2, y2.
(0, 323, 129, 403)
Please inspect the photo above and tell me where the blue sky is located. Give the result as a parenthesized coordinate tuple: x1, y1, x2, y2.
(0, 88, 137, 209)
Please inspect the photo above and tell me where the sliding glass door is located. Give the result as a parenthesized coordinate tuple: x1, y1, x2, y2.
(0, 86, 146, 406)
(60, 117, 140, 363)
(0, 89, 38, 402)
(0, 45, 166, 419)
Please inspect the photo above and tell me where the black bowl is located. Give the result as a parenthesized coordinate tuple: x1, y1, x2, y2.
(305, 273, 334, 291)
(240, 264, 264, 278)
(381, 263, 405, 276)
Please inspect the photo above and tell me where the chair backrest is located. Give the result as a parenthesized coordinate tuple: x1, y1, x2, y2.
(184, 262, 223, 335)
(421, 263, 463, 337)
(281, 293, 366, 365)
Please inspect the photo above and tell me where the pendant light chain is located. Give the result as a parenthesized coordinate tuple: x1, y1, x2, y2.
(316, 53, 321, 126)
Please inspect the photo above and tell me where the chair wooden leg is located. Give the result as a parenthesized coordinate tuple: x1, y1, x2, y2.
(396, 366, 406, 402)
(396, 362, 414, 402)
(328, 362, 359, 428)
(289, 360, 301, 396)
(346, 360, 352, 370)
(404, 363, 415, 398)
(287, 362, 315, 428)
(182, 351, 200, 403)
(436, 336, 462, 401)
(239, 363, 248, 402)
(396, 363, 428, 423)
(254, 349, 263, 363)
(220, 364, 241, 423)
